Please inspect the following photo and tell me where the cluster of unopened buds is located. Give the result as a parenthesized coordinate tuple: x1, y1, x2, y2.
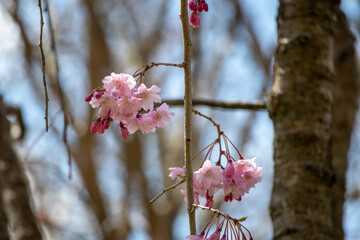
(188, 0, 209, 28)
(186, 209, 253, 240)
(85, 72, 173, 139)
(169, 133, 262, 208)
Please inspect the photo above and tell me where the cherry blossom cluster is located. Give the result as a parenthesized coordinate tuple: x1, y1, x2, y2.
(186, 210, 253, 240)
(168, 134, 262, 208)
(188, 0, 209, 28)
(85, 72, 173, 139)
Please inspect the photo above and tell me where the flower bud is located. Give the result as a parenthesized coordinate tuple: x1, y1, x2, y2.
(85, 95, 92, 102)
(203, 2, 208, 12)
(197, 2, 203, 12)
(189, 11, 201, 28)
(188, 0, 196, 11)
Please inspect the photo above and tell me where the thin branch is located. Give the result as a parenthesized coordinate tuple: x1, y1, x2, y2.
(192, 109, 221, 131)
(38, 0, 49, 131)
(43, 0, 72, 179)
(149, 179, 185, 204)
(192, 109, 223, 164)
(193, 204, 248, 223)
(163, 99, 267, 110)
(133, 62, 184, 84)
(180, 0, 196, 234)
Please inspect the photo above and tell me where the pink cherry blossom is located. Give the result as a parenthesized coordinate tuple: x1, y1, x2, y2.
(242, 167, 262, 191)
(115, 96, 143, 121)
(89, 91, 115, 118)
(87, 72, 173, 137)
(102, 73, 136, 97)
(193, 160, 222, 197)
(126, 114, 156, 134)
(223, 158, 262, 201)
(168, 167, 185, 180)
(147, 103, 174, 128)
(234, 157, 257, 176)
(134, 84, 161, 111)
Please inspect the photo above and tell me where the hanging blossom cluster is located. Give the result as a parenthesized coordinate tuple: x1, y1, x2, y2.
(186, 210, 253, 240)
(188, 0, 209, 28)
(85, 73, 173, 139)
(168, 133, 262, 208)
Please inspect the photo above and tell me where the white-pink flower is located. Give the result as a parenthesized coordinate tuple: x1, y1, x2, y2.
(147, 103, 174, 128)
(115, 96, 143, 121)
(134, 84, 161, 111)
(126, 114, 156, 134)
(193, 160, 222, 197)
(168, 167, 185, 180)
(89, 91, 116, 118)
(87, 72, 173, 137)
(242, 167, 262, 191)
(223, 157, 262, 202)
(102, 73, 136, 97)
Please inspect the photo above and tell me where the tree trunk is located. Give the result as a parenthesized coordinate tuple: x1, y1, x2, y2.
(0, 97, 43, 240)
(268, 1, 339, 239)
(331, 9, 360, 240)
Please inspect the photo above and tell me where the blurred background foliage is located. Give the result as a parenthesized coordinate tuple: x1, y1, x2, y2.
(0, 0, 359, 239)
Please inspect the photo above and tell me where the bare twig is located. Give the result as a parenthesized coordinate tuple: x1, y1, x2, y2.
(133, 62, 184, 85)
(193, 204, 248, 223)
(192, 109, 223, 163)
(38, 0, 49, 131)
(180, 0, 196, 234)
(163, 99, 267, 110)
(43, 0, 72, 179)
(149, 179, 185, 204)
(192, 109, 221, 132)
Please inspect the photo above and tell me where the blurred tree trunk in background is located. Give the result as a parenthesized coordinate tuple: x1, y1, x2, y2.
(0, 97, 43, 240)
(331, 9, 360, 240)
(268, 0, 344, 239)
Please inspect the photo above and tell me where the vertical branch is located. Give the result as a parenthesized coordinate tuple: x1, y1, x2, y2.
(37, 0, 49, 131)
(43, 0, 72, 178)
(180, 0, 196, 234)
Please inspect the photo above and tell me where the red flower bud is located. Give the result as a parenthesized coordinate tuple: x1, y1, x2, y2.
(189, 11, 201, 28)
(188, 0, 196, 11)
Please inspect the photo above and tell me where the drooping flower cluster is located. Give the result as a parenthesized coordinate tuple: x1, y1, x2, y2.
(186, 211, 253, 240)
(188, 0, 209, 28)
(169, 158, 261, 208)
(168, 134, 262, 208)
(85, 73, 174, 139)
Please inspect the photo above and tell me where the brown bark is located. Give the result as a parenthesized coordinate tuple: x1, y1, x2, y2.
(268, 1, 339, 239)
(0, 97, 43, 240)
(0, 178, 10, 240)
(331, 9, 360, 240)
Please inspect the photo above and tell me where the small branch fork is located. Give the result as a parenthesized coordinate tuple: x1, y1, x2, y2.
(149, 179, 185, 204)
(133, 62, 184, 84)
(192, 204, 248, 223)
(37, 0, 49, 131)
(193, 109, 244, 164)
